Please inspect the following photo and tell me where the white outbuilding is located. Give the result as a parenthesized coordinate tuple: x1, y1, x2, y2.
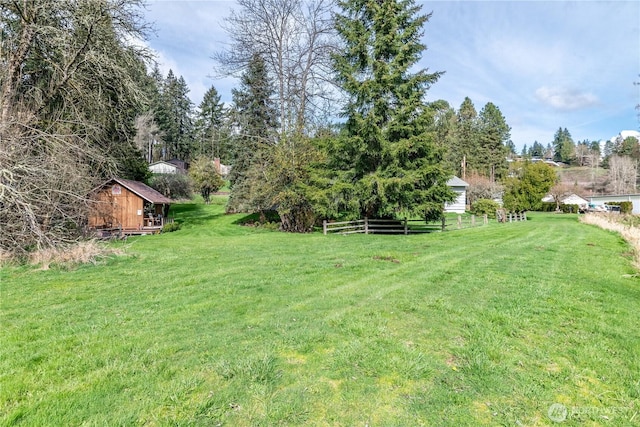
(445, 176, 469, 214)
(149, 161, 184, 175)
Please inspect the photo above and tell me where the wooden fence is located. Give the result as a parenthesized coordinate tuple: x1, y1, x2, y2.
(496, 210, 527, 223)
(322, 215, 490, 235)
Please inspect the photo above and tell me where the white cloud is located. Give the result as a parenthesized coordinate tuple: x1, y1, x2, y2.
(534, 86, 598, 111)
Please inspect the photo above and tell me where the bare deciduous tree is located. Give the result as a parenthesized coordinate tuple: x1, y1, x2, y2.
(0, 0, 150, 258)
(213, 0, 337, 136)
(548, 182, 574, 211)
(608, 155, 637, 194)
(465, 173, 503, 208)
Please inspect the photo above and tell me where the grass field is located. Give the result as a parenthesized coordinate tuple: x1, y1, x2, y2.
(1, 196, 639, 426)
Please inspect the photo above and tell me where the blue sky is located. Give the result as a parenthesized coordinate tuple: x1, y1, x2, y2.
(142, 0, 640, 150)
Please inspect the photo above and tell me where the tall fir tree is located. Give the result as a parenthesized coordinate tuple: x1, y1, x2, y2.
(454, 97, 478, 179)
(328, 0, 454, 220)
(430, 99, 459, 174)
(529, 141, 545, 158)
(195, 85, 229, 161)
(477, 102, 510, 181)
(227, 53, 278, 213)
(155, 70, 194, 161)
(552, 127, 575, 164)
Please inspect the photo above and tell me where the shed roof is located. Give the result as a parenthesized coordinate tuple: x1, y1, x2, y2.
(105, 178, 172, 204)
(446, 176, 469, 187)
(149, 161, 180, 169)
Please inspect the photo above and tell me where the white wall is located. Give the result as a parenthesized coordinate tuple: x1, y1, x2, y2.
(149, 162, 178, 174)
(588, 194, 640, 214)
(445, 188, 467, 213)
(563, 194, 588, 207)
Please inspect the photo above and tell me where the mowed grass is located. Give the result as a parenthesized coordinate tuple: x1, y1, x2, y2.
(1, 196, 639, 426)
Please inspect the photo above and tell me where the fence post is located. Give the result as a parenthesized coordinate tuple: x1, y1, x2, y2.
(457, 215, 462, 229)
(471, 215, 476, 226)
(441, 216, 446, 231)
(509, 213, 513, 222)
(523, 212, 527, 221)
(403, 217, 408, 235)
(364, 217, 369, 234)
(323, 220, 327, 235)
(483, 214, 488, 225)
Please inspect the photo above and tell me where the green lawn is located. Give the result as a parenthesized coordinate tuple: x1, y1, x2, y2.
(1, 197, 639, 426)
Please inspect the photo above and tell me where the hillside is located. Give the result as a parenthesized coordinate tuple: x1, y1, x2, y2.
(557, 166, 609, 195)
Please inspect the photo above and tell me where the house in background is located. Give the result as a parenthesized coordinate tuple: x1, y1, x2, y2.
(588, 194, 640, 214)
(88, 178, 172, 234)
(149, 160, 186, 174)
(213, 158, 231, 177)
(445, 176, 469, 214)
(542, 193, 589, 209)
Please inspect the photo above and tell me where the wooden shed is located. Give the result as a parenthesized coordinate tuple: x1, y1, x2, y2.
(88, 178, 172, 233)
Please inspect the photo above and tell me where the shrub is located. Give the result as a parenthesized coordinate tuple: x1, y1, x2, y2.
(540, 202, 556, 212)
(606, 201, 633, 214)
(560, 204, 579, 214)
(149, 174, 193, 200)
(471, 198, 501, 218)
(161, 222, 181, 233)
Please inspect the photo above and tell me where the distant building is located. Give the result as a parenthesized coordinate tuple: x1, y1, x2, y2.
(213, 158, 231, 177)
(542, 193, 588, 209)
(445, 176, 469, 214)
(588, 194, 640, 214)
(149, 160, 186, 174)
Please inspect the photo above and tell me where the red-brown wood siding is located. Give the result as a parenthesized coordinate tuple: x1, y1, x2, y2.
(88, 184, 144, 229)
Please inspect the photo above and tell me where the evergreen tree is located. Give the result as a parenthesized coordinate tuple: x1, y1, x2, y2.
(195, 85, 229, 161)
(477, 102, 510, 180)
(552, 127, 575, 164)
(455, 97, 479, 178)
(156, 70, 194, 161)
(430, 100, 459, 173)
(227, 53, 278, 213)
(614, 136, 640, 160)
(326, 0, 453, 220)
(530, 141, 545, 158)
(503, 161, 557, 211)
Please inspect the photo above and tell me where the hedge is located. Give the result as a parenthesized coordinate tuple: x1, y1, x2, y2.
(606, 201, 633, 214)
(539, 202, 579, 213)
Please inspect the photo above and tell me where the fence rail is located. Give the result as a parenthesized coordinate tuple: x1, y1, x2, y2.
(323, 215, 490, 235)
(496, 210, 527, 223)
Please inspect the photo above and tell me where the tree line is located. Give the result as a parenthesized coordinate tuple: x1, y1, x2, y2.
(5, 0, 623, 259)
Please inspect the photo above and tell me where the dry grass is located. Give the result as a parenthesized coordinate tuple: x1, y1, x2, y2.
(0, 249, 12, 264)
(26, 240, 125, 270)
(580, 213, 640, 270)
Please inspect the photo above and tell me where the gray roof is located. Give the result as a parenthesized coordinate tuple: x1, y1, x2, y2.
(446, 176, 469, 187)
